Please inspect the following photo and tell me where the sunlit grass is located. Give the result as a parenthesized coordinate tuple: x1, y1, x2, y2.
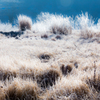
(0, 13, 100, 100)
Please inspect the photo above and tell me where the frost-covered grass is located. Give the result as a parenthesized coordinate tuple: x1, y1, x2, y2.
(0, 13, 100, 100)
(18, 15, 32, 31)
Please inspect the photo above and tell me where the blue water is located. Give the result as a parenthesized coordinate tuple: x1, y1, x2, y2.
(0, 0, 100, 24)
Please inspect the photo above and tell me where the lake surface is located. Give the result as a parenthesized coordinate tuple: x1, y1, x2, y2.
(0, 0, 100, 24)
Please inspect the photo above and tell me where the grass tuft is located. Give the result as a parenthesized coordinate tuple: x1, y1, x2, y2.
(81, 29, 95, 39)
(60, 64, 73, 76)
(80, 29, 100, 40)
(18, 15, 32, 31)
(51, 25, 72, 35)
(5, 79, 40, 100)
(0, 71, 16, 81)
(43, 77, 90, 100)
(36, 69, 60, 89)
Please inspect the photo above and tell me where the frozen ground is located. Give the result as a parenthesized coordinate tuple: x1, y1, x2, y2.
(0, 13, 100, 100)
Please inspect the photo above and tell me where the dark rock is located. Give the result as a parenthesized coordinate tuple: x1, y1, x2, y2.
(51, 38, 56, 41)
(0, 31, 24, 37)
(15, 37, 19, 39)
(55, 35, 61, 39)
(0, 31, 3, 34)
(33, 31, 35, 33)
(0, 86, 3, 88)
(74, 62, 78, 68)
(41, 34, 48, 39)
(25, 36, 29, 38)
(39, 54, 50, 60)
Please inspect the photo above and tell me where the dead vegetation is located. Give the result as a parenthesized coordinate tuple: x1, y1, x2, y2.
(5, 79, 40, 100)
(60, 64, 73, 76)
(50, 25, 72, 35)
(80, 29, 100, 41)
(18, 15, 32, 31)
(0, 31, 100, 100)
(36, 69, 60, 88)
(42, 77, 91, 100)
(1, 15, 100, 100)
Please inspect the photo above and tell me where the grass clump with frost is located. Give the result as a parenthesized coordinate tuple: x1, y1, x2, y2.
(50, 25, 72, 35)
(18, 15, 32, 31)
(1, 13, 100, 100)
(5, 79, 40, 100)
